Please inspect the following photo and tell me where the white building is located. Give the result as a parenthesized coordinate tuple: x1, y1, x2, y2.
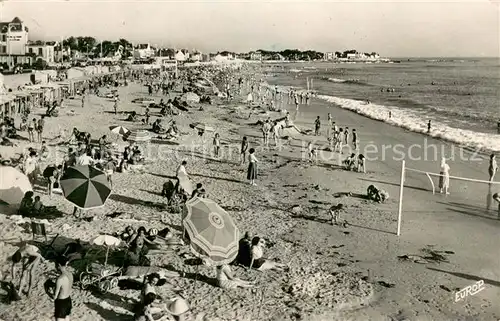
(249, 51, 262, 61)
(133, 43, 155, 59)
(0, 17, 29, 56)
(175, 50, 186, 61)
(323, 52, 336, 61)
(27, 41, 56, 63)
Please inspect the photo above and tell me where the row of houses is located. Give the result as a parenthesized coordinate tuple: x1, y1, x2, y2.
(146, 48, 285, 62)
(323, 52, 381, 61)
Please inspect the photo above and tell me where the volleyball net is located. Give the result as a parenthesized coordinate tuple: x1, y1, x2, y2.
(397, 160, 500, 236)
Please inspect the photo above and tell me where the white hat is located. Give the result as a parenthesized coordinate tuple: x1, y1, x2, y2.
(166, 297, 190, 316)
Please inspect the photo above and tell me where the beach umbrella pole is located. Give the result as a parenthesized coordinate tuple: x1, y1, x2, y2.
(104, 246, 109, 266)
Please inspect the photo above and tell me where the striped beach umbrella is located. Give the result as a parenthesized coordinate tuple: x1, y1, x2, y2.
(124, 129, 151, 143)
(60, 165, 111, 209)
(0, 166, 32, 205)
(109, 125, 130, 136)
(182, 197, 239, 265)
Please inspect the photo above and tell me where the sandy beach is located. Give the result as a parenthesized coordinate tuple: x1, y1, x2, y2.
(1, 63, 499, 321)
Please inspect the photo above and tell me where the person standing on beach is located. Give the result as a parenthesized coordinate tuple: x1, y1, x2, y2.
(343, 127, 349, 145)
(357, 154, 366, 173)
(439, 157, 451, 195)
(144, 107, 150, 125)
(427, 120, 432, 133)
(213, 133, 221, 158)
(262, 120, 271, 147)
(294, 93, 299, 111)
(488, 154, 497, 182)
(81, 95, 85, 108)
(37, 116, 45, 142)
(273, 121, 282, 148)
(176, 161, 188, 179)
(336, 128, 343, 153)
(53, 257, 73, 321)
(27, 118, 36, 142)
(240, 136, 248, 165)
(352, 129, 358, 150)
(114, 96, 119, 114)
(247, 148, 258, 186)
(314, 116, 321, 136)
(326, 113, 332, 137)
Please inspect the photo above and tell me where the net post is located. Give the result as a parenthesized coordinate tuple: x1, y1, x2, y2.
(397, 160, 405, 236)
(426, 172, 435, 195)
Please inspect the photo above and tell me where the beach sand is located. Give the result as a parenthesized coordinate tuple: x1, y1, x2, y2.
(1, 66, 499, 321)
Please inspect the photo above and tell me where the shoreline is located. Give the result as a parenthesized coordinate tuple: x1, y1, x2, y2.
(264, 71, 500, 155)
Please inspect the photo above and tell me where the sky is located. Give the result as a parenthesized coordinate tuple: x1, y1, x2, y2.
(1, 0, 499, 57)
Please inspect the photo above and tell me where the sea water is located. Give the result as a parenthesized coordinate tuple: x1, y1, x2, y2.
(271, 58, 500, 153)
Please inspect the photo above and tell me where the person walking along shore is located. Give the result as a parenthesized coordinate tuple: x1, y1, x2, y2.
(247, 148, 258, 186)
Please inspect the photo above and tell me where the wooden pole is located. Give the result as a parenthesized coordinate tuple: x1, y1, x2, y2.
(397, 160, 405, 236)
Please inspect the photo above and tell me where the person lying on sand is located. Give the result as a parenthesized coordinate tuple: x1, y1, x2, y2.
(146, 228, 184, 249)
(8, 243, 44, 296)
(121, 268, 181, 285)
(216, 264, 254, 289)
(247, 237, 287, 272)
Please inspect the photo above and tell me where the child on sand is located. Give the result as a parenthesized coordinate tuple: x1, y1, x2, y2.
(357, 154, 366, 173)
(213, 133, 221, 158)
(104, 158, 116, 186)
(307, 142, 317, 163)
(329, 204, 345, 225)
